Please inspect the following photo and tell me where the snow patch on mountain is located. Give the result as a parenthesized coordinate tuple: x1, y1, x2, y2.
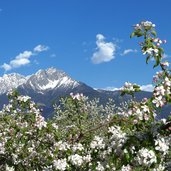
(40, 76, 79, 90)
(0, 73, 28, 94)
(24, 67, 80, 91)
(40, 79, 60, 90)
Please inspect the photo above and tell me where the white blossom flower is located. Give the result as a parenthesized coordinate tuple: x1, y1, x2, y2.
(133, 108, 144, 120)
(143, 48, 153, 55)
(108, 126, 127, 151)
(141, 105, 150, 113)
(3, 104, 13, 112)
(17, 95, 31, 102)
(160, 118, 167, 124)
(70, 93, 84, 100)
(83, 154, 91, 163)
(0, 142, 5, 154)
(68, 154, 83, 166)
(142, 21, 153, 27)
(34, 114, 47, 129)
(134, 24, 142, 30)
(52, 123, 58, 129)
(135, 148, 157, 167)
(53, 158, 68, 171)
(159, 40, 163, 44)
(153, 49, 159, 54)
(152, 164, 165, 171)
(154, 85, 165, 96)
(161, 61, 169, 67)
(96, 162, 105, 171)
(5, 164, 15, 171)
(134, 21, 155, 30)
(54, 141, 70, 151)
(90, 136, 105, 150)
(122, 82, 134, 91)
(72, 143, 84, 152)
(152, 96, 165, 108)
(120, 164, 132, 171)
(155, 137, 170, 155)
(143, 48, 159, 56)
(6, 89, 14, 96)
(153, 38, 159, 43)
(165, 77, 171, 86)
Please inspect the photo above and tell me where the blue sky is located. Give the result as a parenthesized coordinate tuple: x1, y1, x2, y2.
(0, 0, 171, 90)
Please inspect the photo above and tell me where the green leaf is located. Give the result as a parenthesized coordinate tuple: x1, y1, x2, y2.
(130, 32, 135, 38)
(125, 153, 130, 162)
(136, 31, 144, 37)
(135, 88, 141, 92)
(166, 94, 170, 102)
(133, 85, 140, 89)
(153, 56, 160, 68)
(120, 92, 125, 96)
(158, 47, 164, 53)
(146, 55, 151, 64)
(151, 31, 157, 37)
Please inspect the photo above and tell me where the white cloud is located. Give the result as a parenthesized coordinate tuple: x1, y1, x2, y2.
(34, 45, 49, 52)
(1, 63, 12, 71)
(1, 45, 49, 72)
(102, 86, 120, 91)
(121, 49, 137, 56)
(100, 84, 154, 92)
(140, 84, 154, 92)
(91, 34, 116, 64)
(10, 57, 30, 67)
(1, 51, 32, 71)
(16, 51, 33, 59)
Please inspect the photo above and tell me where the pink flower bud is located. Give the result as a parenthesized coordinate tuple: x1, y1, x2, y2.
(153, 77, 157, 83)
(153, 38, 158, 43)
(168, 127, 171, 131)
(163, 40, 167, 44)
(133, 119, 138, 124)
(143, 98, 148, 102)
(156, 43, 160, 47)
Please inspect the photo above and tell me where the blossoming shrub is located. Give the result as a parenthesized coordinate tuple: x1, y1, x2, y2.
(0, 21, 170, 171)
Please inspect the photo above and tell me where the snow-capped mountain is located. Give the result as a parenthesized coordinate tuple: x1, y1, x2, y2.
(21, 67, 80, 93)
(0, 67, 80, 95)
(0, 73, 28, 95)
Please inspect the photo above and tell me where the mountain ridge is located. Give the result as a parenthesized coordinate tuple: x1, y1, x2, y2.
(0, 67, 169, 119)
(0, 73, 28, 94)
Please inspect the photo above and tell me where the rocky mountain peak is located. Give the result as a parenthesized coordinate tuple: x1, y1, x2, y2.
(24, 67, 80, 91)
(0, 73, 28, 94)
